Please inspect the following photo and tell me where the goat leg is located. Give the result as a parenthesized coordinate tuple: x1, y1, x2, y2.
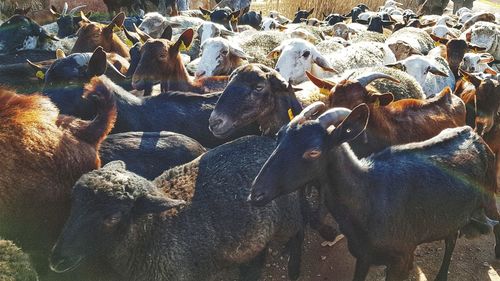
(238, 245, 267, 281)
(287, 229, 304, 280)
(434, 232, 458, 281)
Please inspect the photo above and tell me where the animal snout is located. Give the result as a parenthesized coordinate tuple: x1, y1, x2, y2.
(208, 114, 224, 130)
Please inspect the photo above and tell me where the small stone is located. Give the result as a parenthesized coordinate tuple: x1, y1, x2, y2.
(483, 262, 490, 267)
(321, 256, 327, 260)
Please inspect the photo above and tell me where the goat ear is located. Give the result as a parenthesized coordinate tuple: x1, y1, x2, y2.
(199, 7, 211, 15)
(385, 62, 405, 71)
(430, 33, 448, 45)
(88, 47, 108, 77)
(267, 46, 282, 59)
(485, 68, 498, 76)
(172, 28, 194, 54)
(368, 92, 394, 106)
(308, 8, 314, 15)
(329, 104, 369, 145)
(160, 25, 173, 40)
(467, 43, 486, 53)
(460, 70, 482, 88)
(105, 12, 125, 34)
(134, 193, 185, 215)
(27, 59, 46, 81)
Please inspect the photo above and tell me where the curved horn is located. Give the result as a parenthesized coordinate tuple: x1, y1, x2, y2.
(69, 5, 86, 16)
(356, 72, 400, 87)
(318, 107, 352, 129)
(290, 101, 326, 125)
(62, 2, 68, 16)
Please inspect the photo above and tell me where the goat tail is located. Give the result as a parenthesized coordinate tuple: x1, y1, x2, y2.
(79, 76, 117, 146)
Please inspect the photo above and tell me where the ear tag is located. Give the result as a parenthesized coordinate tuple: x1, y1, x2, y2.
(204, 14, 210, 20)
(124, 38, 133, 47)
(434, 41, 441, 47)
(231, 15, 238, 22)
(272, 52, 280, 59)
(36, 70, 45, 80)
(179, 40, 190, 52)
(113, 25, 121, 32)
(288, 108, 294, 120)
(319, 87, 330, 96)
(373, 98, 380, 107)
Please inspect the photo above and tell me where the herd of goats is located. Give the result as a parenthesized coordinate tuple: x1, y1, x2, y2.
(0, 0, 500, 280)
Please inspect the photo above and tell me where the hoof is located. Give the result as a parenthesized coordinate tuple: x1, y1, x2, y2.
(288, 266, 300, 281)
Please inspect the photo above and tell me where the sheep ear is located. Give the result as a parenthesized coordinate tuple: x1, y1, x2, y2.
(368, 92, 394, 106)
(460, 70, 482, 88)
(386, 62, 405, 71)
(104, 12, 125, 35)
(329, 104, 369, 145)
(172, 28, 194, 53)
(102, 160, 126, 170)
(430, 33, 448, 45)
(427, 65, 448, 77)
(229, 43, 251, 59)
(480, 53, 494, 63)
(134, 193, 185, 215)
(312, 52, 337, 73)
(88, 47, 108, 77)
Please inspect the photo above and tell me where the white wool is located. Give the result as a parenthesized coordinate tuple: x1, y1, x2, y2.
(261, 18, 279, 31)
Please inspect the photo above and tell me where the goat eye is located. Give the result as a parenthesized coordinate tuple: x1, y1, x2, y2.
(303, 149, 322, 160)
(303, 51, 310, 58)
(221, 50, 229, 56)
(254, 85, 265, 92)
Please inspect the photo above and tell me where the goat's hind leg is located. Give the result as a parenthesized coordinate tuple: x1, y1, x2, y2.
(434, 232, 458, 281)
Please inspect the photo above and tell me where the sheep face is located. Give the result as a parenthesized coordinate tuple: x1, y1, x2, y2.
(271, 39, 333, 84)
(261, 18, 280, 31)
(0, 15, 57, 54)
(209, 64, 289, 138)
(389, 55, 449, 87)
(196, 37, 249, 78)
(50, 161, 183, 274)
(461, 53, 495, 73)
(138, 12, 168, 38)
(388, 40, 422, 60)
(250, 104, 369, 206)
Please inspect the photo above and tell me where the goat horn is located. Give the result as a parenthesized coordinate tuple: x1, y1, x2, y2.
(290, 101, 326, 125)
(62, 2, 68, 16)
(69, 5, 86, 16)
(318, 107, 352, 129)
(357, 72, 400, 87)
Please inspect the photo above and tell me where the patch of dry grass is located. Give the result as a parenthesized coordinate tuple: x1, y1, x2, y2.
(252, 0, 420, 19)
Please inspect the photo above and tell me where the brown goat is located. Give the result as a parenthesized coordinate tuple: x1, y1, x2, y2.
(13, 6, 58, 25)
(0, 82, 116, 271)
(71, 12, 130, 59)
(132, 28, 229, 94)
(307, 71, 466, 157)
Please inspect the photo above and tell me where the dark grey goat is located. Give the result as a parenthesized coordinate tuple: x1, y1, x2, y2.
(251, 102, 500, 281)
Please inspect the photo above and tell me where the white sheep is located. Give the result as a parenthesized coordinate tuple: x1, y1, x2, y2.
(461, 53, 497, 74)
(139, 12, 204, 38)
(461, 21, 500, 61)
(269, 38, 396, 84)
(195, 37, 250, 77)
(388, 55, 455, 97)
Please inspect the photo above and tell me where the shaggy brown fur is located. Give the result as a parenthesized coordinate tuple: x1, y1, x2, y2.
(0, 82, 116, 271)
